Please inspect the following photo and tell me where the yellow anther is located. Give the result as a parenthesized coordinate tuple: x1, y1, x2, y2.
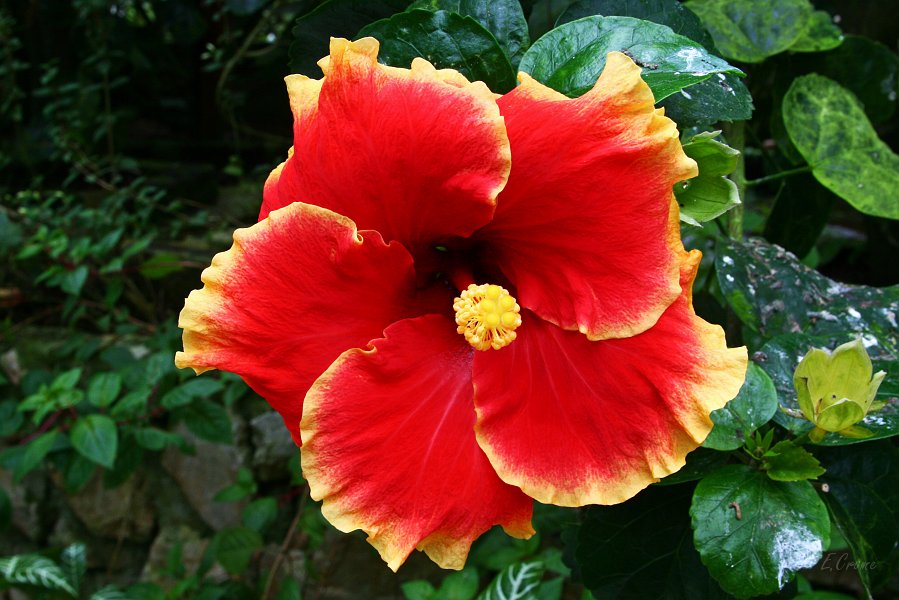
(453, 283, 522, 351)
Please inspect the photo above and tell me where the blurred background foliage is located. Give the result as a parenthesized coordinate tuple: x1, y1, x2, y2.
(0, 0, 897, 599)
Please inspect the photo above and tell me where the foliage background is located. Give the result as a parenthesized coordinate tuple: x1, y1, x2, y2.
(0, 1, 897, 599)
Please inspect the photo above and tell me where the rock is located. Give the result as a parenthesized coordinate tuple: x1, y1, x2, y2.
(250, 412, 297, 482)
(55, 471, 155, 541)
(0, 469, 47, 541)
(161, 422, 248, 531)
(257, 544, 307, 593)
(141, 525, 211, 590)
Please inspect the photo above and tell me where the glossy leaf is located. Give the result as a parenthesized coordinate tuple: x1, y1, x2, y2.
(783, 74, 899, 220)
(575, 484, 731, 600)
(685, 0, 813, 63)
(288, 0, 410, 74)
(715, 237, 899, 357)
(70, 414, 118, 469)
(661, 73, 753, 126)
(703, 363, 777, 451)
(558, 0, 715, 49)
(518, 16, 742, 101)
(817, 442, 899, 593)
(676, 131, 741, 226)
(408, 0, 530, 68)
(359, 9, 517, 93)
(656, 447, 730, 486)
(789, 10, 843, 53)
(691, 465, 829, 597)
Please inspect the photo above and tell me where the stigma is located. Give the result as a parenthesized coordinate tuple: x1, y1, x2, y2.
(453, 284, 522, 351)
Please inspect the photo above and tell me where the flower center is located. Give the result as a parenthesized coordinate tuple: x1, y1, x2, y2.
(453, 283, 521, 351)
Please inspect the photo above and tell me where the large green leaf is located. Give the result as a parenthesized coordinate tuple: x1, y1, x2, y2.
(685, 0, 813, 63)
(703, 363, 777, 451)
(783, 74, 899, 220)
(559, 0, 715, 48)
(408, 0, 530, 68)
(70, 414, 119, 469)
(676, 131, 741, 226)
(691, 465, 829, 597)
(575, 484, 732, 599)
(358, 9, 517, 92)
(758, 333, 899, 444)
(715, 237, 899, 357)
(518, 16, 742, 101)
(817, 442, 899, 594)
(288, 0, 410, 74)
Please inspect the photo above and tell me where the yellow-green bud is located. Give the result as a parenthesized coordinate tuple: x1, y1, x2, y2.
(793, 339, 886, 442)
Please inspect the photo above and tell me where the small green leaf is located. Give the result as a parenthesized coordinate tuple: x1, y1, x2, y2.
(276, 579, 302, 600)
(133, 427, 180, 451)
(783, 74, 899, 220)
(691, 465, 830, 597)
(63, 452, 97, 493)
(178, 399, 233, 444)
(469, 527, 541, 570)
(435, 566, 478, 600)
(139, 252, 184, 279)
(762, 441, 825, 481)
(70, 414, 119, 469)
(704, 363, 778, 451)
(16, 430, 59, 481)
(402, 580, 436, 600)
(288, 0, 410, 74)
(0, 401, 24, 436)
(59, 265, 89, 296)
(519, 16, 742, 101)
(161, 378, 224, 409)
(51, 368, 83, 391)
(479, 561, 544, 600)
(359, 9, 517, 93)
(87, 372, 122, 408)
(242, 497, 277, 533)
(676, 131, 741, 226)
(789, 10, 842, 53)
(211, 527, 263, 575)
(409, 0, 529, 68)
(686, 0, 813, 63)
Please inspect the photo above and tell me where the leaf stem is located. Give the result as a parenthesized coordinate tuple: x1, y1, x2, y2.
(745, 166, 812, 187)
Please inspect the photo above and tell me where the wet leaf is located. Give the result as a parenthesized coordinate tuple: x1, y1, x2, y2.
(704, 363, 778, 451)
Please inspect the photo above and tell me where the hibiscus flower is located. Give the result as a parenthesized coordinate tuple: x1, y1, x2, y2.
(175, 37, 747, 571)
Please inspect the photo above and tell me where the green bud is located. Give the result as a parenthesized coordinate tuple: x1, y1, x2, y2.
(793, 339, 886, 438)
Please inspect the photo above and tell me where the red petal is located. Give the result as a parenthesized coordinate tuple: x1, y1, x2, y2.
(175, 202, 436, 445)
(472, 250, 747, 506)
(262, 38, 510, 257)
(477, 52, 697, 340)
(301, 315, 534, 571)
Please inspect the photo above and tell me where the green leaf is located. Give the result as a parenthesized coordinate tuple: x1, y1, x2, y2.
(63, 452, 97, 493)
(663, 65, 752, 126)
(161, 377, 224, 409)
(676, 131, 741, 226)
(358, 9, 517, 93)
(518, 16, 742, 101)
(211, 527, 263, 575)
(0, 401, 24, 436)
(691, 465, 830, 597)
(133, 427, 181, 451)
(479, 561, 544, 600)
(51, 368, 83, 391)
(0, 554, 77, 596)
(289, 0, 410, 74)
(178, 399, 233, 444)
(703, 363, 777, 451)
(88, 586, 130, 600)
(759, 333, 899, 444)
(575, 484, 730, 599)
(783, 74, 899, 220)
(762, 441, 825, 482)
(70, 414, 119, 469)
(469, 527, 541, 570)
(789, 10, 842, 53)
(16, 430, 59, 481)
(60, 543, 86, 594)
(685, 0, 813, 63)
(435, 567, 478, 600)
(242, 497, 277, 533)
(87, 372, 122, 408)
(59, 265, 89, 296)
(402, 580, 436, 600)
(715, 237, 899, 357)
(656, 447, 730, 486)
(558, 0, 715, 49)
(817, 442, 899, 593)
(276, 579, 302, 600)
(408, 0, 530, 68)
(139, 252, 184, 279)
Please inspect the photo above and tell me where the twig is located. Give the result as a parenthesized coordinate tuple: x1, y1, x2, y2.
(261, 491, 307, 600)
(745, 165, 812, 187)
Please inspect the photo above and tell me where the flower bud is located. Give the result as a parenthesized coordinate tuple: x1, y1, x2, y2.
(793, 339, 886, 442)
